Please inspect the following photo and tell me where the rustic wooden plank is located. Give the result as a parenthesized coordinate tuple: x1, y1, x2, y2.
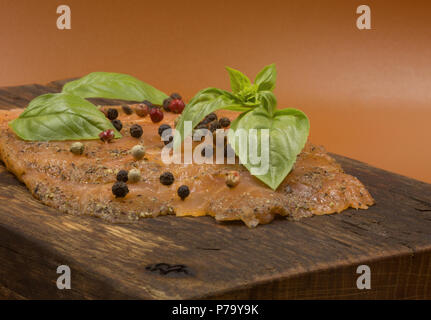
(0, 81, 430, 299)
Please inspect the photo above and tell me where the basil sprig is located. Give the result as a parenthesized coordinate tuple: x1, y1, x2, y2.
(63, 72, 169, 105)
(174, 64, 310, 190)
(228, 96, 309, 190)
(9, 93, 121, 141)
(10, 72, 169, 141)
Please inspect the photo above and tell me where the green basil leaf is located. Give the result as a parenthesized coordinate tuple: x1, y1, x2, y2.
(173, 88, 249, 150)
(63, 72, 169, 105)
(225, 67, 252, 95)
(257, 91, 277, 115)
(9, 93, 121, 141)
(228, 103, 309, 190)
(254, 63, 277, 91)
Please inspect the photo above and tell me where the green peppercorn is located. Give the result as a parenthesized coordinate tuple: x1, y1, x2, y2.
(112, 181, 129, 198)
(225, 171, 240, 188)
(70, 142, 84, 155)
(131, 144, 146, 160)
(128, 169, 141, 183)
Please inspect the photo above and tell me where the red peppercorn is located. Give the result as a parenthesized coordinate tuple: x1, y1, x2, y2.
(99, 129, 115, 143)
(150, 107, 164, 123)
(169, 99, 185, 114)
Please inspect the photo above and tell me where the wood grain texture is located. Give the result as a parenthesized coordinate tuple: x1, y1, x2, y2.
(0, 81, 430, 299)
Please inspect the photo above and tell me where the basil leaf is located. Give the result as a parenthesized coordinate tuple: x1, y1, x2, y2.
(254, 64, 277, 91)
(63, 72, 169, 105)
(228, 102, 309, 190)
(173, 88, 249, 150)
(257, 90, 277, 115)
(225, 67, 252, 95)
(9, 93, 121, 141)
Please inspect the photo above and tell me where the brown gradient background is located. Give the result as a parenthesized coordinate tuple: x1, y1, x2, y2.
(0, 0, 430, 182)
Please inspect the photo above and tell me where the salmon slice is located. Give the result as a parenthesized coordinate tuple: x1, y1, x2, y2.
(0, 106, 374, 227)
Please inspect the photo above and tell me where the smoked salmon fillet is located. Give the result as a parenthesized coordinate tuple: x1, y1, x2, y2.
(0, 106, 374, 227)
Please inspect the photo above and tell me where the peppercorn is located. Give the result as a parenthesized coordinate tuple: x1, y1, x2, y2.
(163, 98, 172, 112)
(200, 117, 211, 125)
(112, 181, 129, 198)
(111, 119, 123, 131)
(99, 129, 115, 143)
(170, 93, 182, 100)
(131, 144, 146, 160)
(209, 120, 221, 132)
(225, 171, 240, 188)
(206, 113, 217, 122)
(130, 124, 143, 138)
(201, 146, 213, 158)
(142, 100, 154, 108)
(160, 172, 174, 185)
(177, 185, 190, 200)
(224, 143, 235, 158)
(107, 108, 119, 120)
(169, 99, 185, 114)
(70, 142, 84, 155)
(117, 170, 128, 182)
(193, 129, 206, 141)
(135, 104, 148, 117)
(219, 117, 231, 128)
(150, 107, 164, 123)
(128, 169, 141, 183)
(158, 124, 172, 136)
(164, 136, 173, 146)
(196, 123, 207, 130)
(122, 105, 133, 115)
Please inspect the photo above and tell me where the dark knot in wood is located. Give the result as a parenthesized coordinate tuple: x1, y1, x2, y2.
(145, 263, 190, 275)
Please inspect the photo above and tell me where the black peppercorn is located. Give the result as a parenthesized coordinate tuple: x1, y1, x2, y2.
(177, 185, 190, 200)
(122, 105, 133, 115)
(170, 93, 182, 100)
(112, 181, 129, 198)
(142, 100, 153, 108)
(130, 124, 143, 138)
(158, 124, 172, 136)
(219, 117, 231, 127)
(107, 108, 119, 120)
(160, 172, 175, 186)
(206, 113, 217, 122)
(201, 146, 213, 157)
(196, 123, 207, 130)
(116, 170, 128, 182)
(164, 136, 173, 146)
(163, 98, 172, 111)
(209, 120, 221, 132)
(111, 119, 123, 131)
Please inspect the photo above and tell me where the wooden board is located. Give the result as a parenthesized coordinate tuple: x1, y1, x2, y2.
(0, 80, 430, 300)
